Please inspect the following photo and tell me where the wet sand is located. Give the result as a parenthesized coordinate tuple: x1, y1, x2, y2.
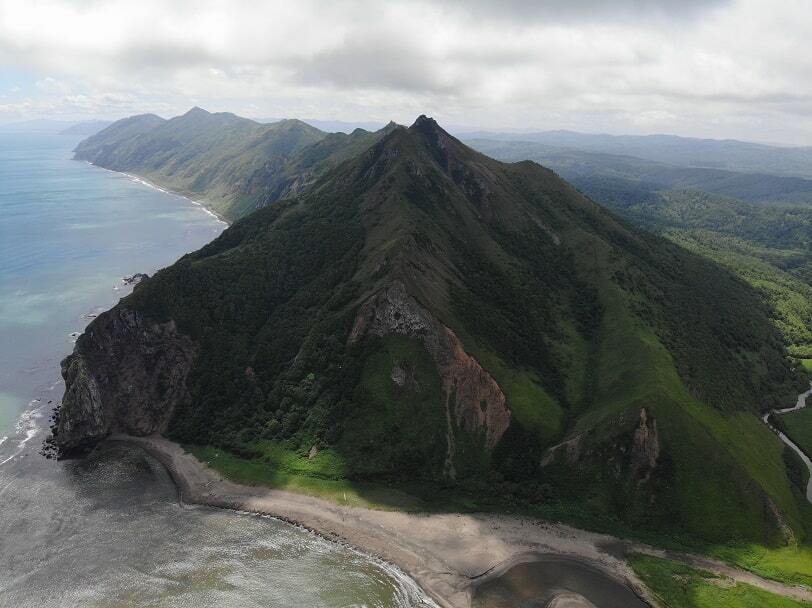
(109, 434, 812, 608)
(107, 435, 652, 607)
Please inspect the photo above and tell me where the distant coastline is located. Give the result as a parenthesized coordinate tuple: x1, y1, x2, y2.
(82, 160, 230, 226)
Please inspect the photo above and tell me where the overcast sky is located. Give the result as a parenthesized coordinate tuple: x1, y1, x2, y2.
(0, 0, 810, 143)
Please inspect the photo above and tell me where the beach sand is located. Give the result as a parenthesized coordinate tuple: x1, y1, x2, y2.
(109, 434, 812, 608)
(106, 434, 654, 607)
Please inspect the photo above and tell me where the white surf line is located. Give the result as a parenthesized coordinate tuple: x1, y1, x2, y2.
(0, 399, 45, 467)
(763, 383, 812, 502)
(83, 161, 229, 226)
(229, 508, 439, 608)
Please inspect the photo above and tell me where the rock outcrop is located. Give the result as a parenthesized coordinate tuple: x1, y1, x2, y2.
(350, 281, 511, 451)
(629, 408, 660, 481)
(53, 307, 195, 455)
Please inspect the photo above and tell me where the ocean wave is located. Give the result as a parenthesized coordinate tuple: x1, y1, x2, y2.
(0, 399, 45, 467)
(86, 161, 228, 226)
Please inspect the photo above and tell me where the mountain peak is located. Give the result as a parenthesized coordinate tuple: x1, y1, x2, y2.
(409, 114, 444, 134)
(183, 106, 211, 117)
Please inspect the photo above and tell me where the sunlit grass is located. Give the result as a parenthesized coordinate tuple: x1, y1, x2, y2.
(631, 555, 812, 608)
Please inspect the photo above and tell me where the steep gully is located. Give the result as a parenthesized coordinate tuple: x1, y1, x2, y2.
(763, 383, 812, 502)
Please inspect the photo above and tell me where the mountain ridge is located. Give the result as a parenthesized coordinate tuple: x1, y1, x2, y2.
(73, 109, 395, 221)
(54, 115, 808, 549)
(463, 129, 812, 178)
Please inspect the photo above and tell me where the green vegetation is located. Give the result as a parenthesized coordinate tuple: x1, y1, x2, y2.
(473, 139, 812, 357)
(577, 187, 812, 358)
(473, 347, 564, 445)
(782, 404, 812, 458)
(708, 544, 812, 589)
(469, 136, 812, 201)
(74, 107, 394, 221)
(340, 335, 449, 479)
(630, 555, 812, 608)
(71, 115, 808, 559)
(187, 444, 428, 510)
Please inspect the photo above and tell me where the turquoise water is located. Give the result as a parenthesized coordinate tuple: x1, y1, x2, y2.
(0, 134, 429, 608)
(0, 133, 225, 438)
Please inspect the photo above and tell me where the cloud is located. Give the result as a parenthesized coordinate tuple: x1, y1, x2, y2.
(436, 0, 732, 23)
(0, 0, 809, 144)
(35, 77, 71, 94)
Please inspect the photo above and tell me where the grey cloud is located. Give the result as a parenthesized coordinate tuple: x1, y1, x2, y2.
(438, 0, 731, 23)
(2, 0, 811, 144)
(116, 43, 217, 71)
(293, 37, 459, 94)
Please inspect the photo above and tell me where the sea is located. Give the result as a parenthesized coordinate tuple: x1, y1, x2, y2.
(0, 132, 428, 608)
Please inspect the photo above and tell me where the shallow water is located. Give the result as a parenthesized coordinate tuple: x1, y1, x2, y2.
(472, 556, 648, 608)
(0, 134, 430, 607)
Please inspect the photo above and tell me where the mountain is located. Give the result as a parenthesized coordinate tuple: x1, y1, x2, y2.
(73, 108, 397, 221)
(463, 130, 812, 179)
(53, 116, 808, 549)
(615, 190, 812, 360)
(259, 118, 388, 134)
(58, 120, 113, 137)
(468, 138, 812, 205)
(467, 138, 812, 363)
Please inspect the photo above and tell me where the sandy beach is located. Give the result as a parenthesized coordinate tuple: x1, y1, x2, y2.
(107, 434, 812, 608)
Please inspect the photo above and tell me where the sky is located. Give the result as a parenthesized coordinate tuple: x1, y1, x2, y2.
(0, 0, 810, 144)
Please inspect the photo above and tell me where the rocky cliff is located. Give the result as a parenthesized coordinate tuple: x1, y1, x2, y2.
(350, 282, 511, 458)
(53, 306, 196, 454)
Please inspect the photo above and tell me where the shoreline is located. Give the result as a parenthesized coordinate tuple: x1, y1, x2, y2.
(108, 434, 654, 608)
(107, 433, 812, 608)
(81, 160, 231, 226)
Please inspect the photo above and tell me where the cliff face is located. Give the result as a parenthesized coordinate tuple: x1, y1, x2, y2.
(350, 282, 511, 456)
(54, 307, 196, 454)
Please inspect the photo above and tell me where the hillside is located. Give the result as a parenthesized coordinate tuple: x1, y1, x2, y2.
(468, 138, 812, 205)
(73, 108, 395, 221)
(54, 116, 808, 551)
(472, 138, 812, 361)
(58, 120, 113, 137)
(464, 130, 812, 179)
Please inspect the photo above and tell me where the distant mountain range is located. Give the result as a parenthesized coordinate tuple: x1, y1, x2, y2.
(0, 118, 111, 136)
(467, 138, 812, 204)
(56, 111, 809, 552)
(463, 129, 812, 179)
(58, 120, 113, 137)
(258, 117, 388, 133)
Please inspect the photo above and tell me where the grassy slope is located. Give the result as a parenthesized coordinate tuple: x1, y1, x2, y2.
(631, 555, 811, 608)
(187, 444, 430, 511)
(545, 278, 808, 546)
(783, 405, 812, 458)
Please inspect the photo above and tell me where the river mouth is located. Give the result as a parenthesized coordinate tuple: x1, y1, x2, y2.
(471, 555, 648, 608)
